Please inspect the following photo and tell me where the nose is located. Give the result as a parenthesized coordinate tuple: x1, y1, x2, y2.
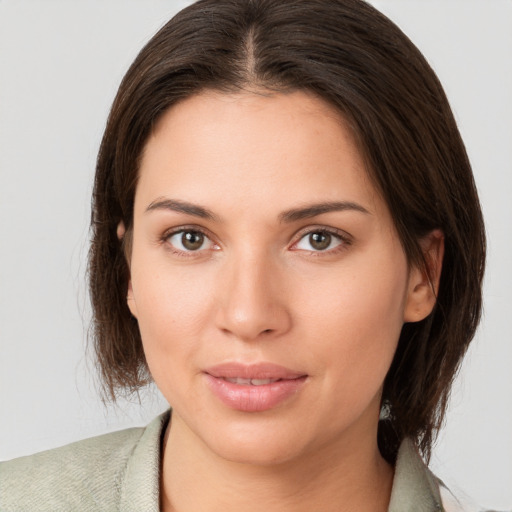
(214, 251, 292, 341)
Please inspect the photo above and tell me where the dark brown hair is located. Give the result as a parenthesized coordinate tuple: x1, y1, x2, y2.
(89, 0, 485, 463)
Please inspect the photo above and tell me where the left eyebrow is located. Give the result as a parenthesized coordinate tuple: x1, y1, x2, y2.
(279, 201, 371, 223)
(145, 197, 219, 221)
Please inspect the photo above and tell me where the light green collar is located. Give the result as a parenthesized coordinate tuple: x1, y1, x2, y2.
(120, 411, 443, 512)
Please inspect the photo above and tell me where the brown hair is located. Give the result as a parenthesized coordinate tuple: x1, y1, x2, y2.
(89, 0, 485, 463)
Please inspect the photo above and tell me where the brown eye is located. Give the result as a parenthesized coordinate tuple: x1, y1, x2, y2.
(181, 231, 204, 250)
(167, 229, 214, 252)
(294, 229, 345, 253)
(309, 232, 331, 250)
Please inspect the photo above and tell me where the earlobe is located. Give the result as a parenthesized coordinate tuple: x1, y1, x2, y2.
(404, 229, 444, 323)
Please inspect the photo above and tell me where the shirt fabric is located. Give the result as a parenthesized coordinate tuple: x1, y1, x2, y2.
(0, 410, 455, 511)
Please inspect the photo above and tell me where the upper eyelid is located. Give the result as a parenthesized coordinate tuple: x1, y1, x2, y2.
(163, 225, 214, 239)
(291, 225, 352, 242)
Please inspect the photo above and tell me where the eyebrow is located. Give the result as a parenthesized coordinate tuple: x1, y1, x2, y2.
(145, 198, 370, 223)
(279, 201, 370, 223)
(145, 198, 218, 221)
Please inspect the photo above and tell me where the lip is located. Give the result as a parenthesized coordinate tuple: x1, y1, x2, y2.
(205, 362, 306, 380)
(204, 362, 308, 412)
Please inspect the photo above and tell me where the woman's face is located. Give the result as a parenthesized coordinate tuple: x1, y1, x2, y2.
(127, 90, 430, 465)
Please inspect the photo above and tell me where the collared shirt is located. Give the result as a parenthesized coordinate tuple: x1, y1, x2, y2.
(0, 410, 456, 511)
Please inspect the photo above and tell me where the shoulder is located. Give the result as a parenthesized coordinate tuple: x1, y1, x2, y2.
(0, 426, 144, 511)
(0, 410, 169, 512)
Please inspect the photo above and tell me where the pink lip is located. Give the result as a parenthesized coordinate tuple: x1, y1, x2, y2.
(204, 363, 308, 412)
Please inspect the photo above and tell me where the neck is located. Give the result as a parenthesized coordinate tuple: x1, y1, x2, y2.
(160, 414, 393, 512)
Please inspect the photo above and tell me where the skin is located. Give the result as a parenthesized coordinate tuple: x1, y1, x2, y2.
(124, 90, 443, 512)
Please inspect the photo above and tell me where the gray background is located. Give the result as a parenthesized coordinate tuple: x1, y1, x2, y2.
(0, 1, 511, 509)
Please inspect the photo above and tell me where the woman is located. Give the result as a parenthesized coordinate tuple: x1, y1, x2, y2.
(0, 0, 487, 510)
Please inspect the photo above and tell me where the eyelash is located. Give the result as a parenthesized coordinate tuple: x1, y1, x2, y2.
(160, 226, 352, 258)
(161, 226, 218, 258)
(290, 227, 352, 256)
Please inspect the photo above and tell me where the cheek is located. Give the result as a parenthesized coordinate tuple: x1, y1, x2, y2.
(129, 255, 217, 382)
(301, 254, 408, 393)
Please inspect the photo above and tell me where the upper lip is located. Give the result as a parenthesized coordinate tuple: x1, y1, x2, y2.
(205, 362, 307, 380)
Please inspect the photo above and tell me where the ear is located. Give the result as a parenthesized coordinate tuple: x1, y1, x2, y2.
(126, 279, 138, 319)
(404, 229, 444, 323)
(118, 221, 138, 319)
(116, 221, 126, 240)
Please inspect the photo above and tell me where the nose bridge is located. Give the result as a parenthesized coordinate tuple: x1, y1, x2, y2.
(215, 245, 291, 340)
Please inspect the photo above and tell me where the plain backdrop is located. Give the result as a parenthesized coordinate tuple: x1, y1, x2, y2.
(0, 1, 511, 509)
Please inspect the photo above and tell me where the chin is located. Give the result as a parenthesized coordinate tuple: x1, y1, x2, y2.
(202, 405, 346, 468)
(210, 426, 307, 466)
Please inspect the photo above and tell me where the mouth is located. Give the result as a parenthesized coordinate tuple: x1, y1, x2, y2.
(204, 362, 308, 412)
(205, 362, 306, 380)
(222, 377, 285, 386)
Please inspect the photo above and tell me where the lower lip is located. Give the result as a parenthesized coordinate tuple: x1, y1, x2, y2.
(204, 374, 307, 412)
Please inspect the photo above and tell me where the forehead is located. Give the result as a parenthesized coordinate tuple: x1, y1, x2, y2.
(135, 90, 383, 218)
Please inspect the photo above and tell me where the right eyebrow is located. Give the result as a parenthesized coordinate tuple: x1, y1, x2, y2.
(279, 201, 371, 223)
(145, 197, 219, 221)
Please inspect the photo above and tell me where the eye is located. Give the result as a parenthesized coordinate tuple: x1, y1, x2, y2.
(166, 229, 216, 252)
(294, 230, 345, 252)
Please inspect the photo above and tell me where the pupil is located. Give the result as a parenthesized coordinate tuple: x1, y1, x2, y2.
(310, 232, 331, 250)
(182, 231, 204, 250)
